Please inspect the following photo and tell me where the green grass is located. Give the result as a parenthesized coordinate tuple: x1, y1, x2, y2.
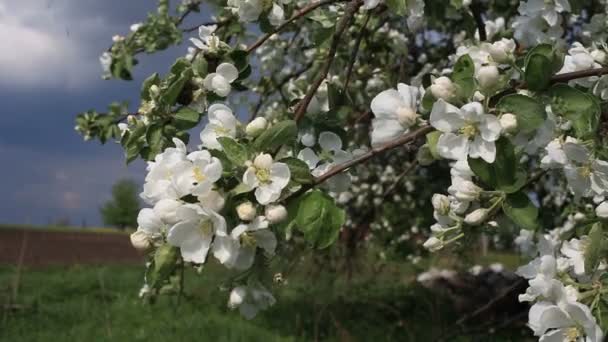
(0, 256, 532, 342)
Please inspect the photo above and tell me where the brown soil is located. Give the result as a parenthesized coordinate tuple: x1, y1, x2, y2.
(0, 228, 144, 267)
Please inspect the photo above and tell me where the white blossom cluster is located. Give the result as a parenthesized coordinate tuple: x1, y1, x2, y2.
(515, 231, 604, 341)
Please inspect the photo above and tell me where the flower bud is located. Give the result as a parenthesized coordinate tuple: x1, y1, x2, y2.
(237, 201, 257, 221)
(423, 237, 443, 251)
(499, 113, 518, 133)
(265, 204, 287, 224)
(464, 208, 489, 226)
(573, 212, 586, 222)
(596, 201, 608, 218)
(130, 230, 151, 252)
(253, 153, 273, 169)
(429, 76, 456, 101)
(432, 194, 450, 216)
(246, 117, 268, 137)
(448, 180, 482, 202)
(476, 65, 500, 90)
(149, 85, 160, 98)
(488, 39, 515, 64)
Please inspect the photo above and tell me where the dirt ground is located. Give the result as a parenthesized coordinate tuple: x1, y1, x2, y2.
(0, 228, 144, 267)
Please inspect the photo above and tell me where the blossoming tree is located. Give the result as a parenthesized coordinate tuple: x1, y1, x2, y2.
(76, 0, 608, 339)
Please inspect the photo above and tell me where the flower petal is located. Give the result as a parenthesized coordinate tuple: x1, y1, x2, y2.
(297, 148, 320, 169)
(216, 63, 239, 82)
(479, 114, 502, 142)
(469, 136, 496, 163)
(437, 132, 469, 160)
(370, 89, 402, 119)
(430, 99, 465, 132)
(319, 131, 342, 152)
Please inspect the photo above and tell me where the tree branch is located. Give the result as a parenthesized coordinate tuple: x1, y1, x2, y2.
(343, 12, 371, 93)
(246, 0, 344, 54)
(313, 125, 433, 186)
(293, 0, 364, 122)
(471, 1, 486, 42)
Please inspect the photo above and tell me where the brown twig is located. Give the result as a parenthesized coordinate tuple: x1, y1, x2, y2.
(471, 1, 486, 42)
(246, 0, 343, 54)
(343, 12, 371, 92)
(313, 125, 433, 186)
(293, 0, 364, 122)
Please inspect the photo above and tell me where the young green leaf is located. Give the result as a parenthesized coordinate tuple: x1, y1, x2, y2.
(295, 190, 345, 249)
(549, 84, 600, 139)
(496, 94, 546, 134)
(502, 192, 539, 230)
(217, 137, 250, 166)
(252, 120, 297, 152)
(584, 222, 604, 274)
(525, 53, 552, 91)
(174, 107, 201, 130)
(281, 157, 314, 184)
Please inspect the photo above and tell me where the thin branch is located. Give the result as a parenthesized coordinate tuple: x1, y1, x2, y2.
(313, 125, 433, 186)
(293, 0, 364, 122)
(246, 0, 343, 54)
(471, 1, 486, 42)
(343, 12, 371, 93)
(548, 66, 608, 85)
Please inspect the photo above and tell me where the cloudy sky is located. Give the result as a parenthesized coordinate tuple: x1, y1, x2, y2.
(0, 0, 207, 226)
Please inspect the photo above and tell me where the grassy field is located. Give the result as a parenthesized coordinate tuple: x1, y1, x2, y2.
(0, 252, 533, 342)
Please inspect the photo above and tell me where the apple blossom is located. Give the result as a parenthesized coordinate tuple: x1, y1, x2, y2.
(199, 104, 238, 150)
(204, 63, 239, 97)
(243, 154, 291, 205)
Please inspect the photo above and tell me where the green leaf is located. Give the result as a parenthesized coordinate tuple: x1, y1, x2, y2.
(502, 192, 539, 230)
(496, 94, 546, 134)
(426, 131, 442, 159)
(524, 44, 564, 74)
(174, 107, 201, 130)
(584, 223, 604, 274)
(549, 84, 601, 139)
(525, 53, 552, 91)
(145, 124, 164, 157)
(468, 138, 526, 193)
(252, 120, 297, 152)
(452, 54, 475, 81)
(217, 137, 249, 166)
(295, 190, 344, 249)
(192, 55, 208, 76)
(281, 157, 314, 184)
(149, 245, 179, 289)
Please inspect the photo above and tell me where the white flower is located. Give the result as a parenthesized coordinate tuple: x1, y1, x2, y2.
(245, 117, 267, 137)
(476, 17, 505, 41)
(141, 138, 188, 204)
(596, 201, 608, 218)
(153, 199, 182, 225)
(130, 23, 143, 32)
(200, 103, 238, 150)
(517, 255, 560, 302)
(228, 284, 276, 319)
(243, 154, 291, 204)
(190, 25, 220, 52)
(558, 42, 601, 88)
(227, 0, 264, 22)
(362, 0, 382, 10)
(518, 0, 571, 27)
(198, 190, 226, 212)
(430, 100, 502, 163)
(236, 201, 257, 221)
(297, 131, 352, 192)
(204, 63, 239, 97)
(99, 52, 112, 79)
(166, 204, 227, 263)
(540, 138, 568, 169)
(486, 38, 515, 64)
(529, 296, 603, 342)
(476, 65, 500, 90)
(560, 237, 589, 277)
(136, 208, 166, 238)
(499, 113, 518, 133)
(512, 13, 564, 48)
(213, 216, 276, 270)
(265, 204, 287, 224)
(267, 3, 285, 26)
(562, 137, 608, 197)
(429, 76, 456, 101)
(370, 83, 421, 146)
(464, 208, 489, 226)
(172, 150, 223, 197)
(514, 229, 536, 257)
